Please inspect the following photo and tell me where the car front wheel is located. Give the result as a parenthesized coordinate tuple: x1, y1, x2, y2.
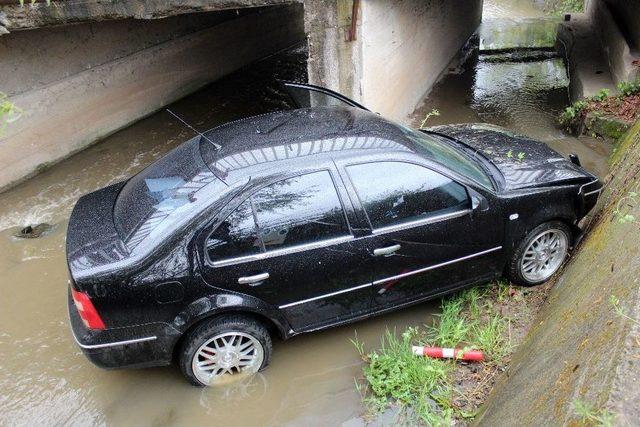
(179, 315, 272, 386)
(507, 221, 571, 286)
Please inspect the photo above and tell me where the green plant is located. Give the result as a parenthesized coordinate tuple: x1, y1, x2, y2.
(609, 295, 640, 325)
(357, 328, 453, 424)
(0, 92, 22, 135)
(616, 80, 640, 97)
(546, 0, 584, 16)
(593, 88, 610, 102)
(613, 191, 637, 224)
(419, 108, 441, 129)
(559, 100, 588, 126)
(573, 399, 615, 426)
(355, 281, 521, 424)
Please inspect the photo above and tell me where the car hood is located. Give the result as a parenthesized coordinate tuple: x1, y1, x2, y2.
(66, 182, 130, 287)
(425, 123, 595, 190)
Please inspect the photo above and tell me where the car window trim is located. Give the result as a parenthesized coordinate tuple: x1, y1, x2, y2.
(205, 168, 354, 267)
(211, 235, 354, 268)
(371, 208, 472, 236)
(344, 159, 471, 232)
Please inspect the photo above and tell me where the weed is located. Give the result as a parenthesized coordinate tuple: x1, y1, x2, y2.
(613, 192, 637, 224)
(609, 295, 640, 325)
(593, 89, 610, 102)
(473, 315, 511, 361)
(616, 80, 640, 97)
(506, 150, 513, 159)
(545, 0, 584, 15)
(355, 281, 519, 424)
(573, 399, 615, 426)
(360, 328, 453, 424)
(517, 152, 526, 161)
(419, 109, 441, 129)
(0, 92, 23, 135)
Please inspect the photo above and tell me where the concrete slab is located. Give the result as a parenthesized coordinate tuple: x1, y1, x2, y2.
(558, 14, 617, 101)
(475, 120, 640, 426)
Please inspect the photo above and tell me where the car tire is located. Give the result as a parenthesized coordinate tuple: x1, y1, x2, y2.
(178, 314, 272, 387)
(506, 221, 572, 287)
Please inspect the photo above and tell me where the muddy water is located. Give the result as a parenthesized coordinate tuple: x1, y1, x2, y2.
(0, 2, 612, 426)
(411, 1, 611, 178)
(0, 45, 439, 426)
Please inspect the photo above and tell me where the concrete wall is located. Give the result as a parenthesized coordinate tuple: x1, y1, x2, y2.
(0, 5, 304, 191)
(304, 0, 483, 121)
(585, 0, 639, 84)
(475, 120, 640, 426)
(359, 0, 483, 120)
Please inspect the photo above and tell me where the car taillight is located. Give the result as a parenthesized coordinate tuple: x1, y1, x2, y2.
(71, 289, 106, 330)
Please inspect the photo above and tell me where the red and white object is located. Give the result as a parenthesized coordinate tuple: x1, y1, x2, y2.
(412, 346, 484, 362)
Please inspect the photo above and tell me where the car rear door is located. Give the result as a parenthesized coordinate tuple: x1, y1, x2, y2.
(338, 160, 504, 311)
(199, 168, 373, 332)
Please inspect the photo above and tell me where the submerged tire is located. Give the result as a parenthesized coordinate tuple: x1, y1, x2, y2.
(179, 315, 272, 387)
(506, 221, 571, 287)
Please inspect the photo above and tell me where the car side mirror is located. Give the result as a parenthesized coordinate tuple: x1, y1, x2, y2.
(468, 188, 488, 217)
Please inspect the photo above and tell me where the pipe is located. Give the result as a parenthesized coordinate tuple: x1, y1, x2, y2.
(412, 346, 485, 362)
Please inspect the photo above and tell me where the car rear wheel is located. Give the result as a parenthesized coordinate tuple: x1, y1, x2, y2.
(507, 221, 571, 286)
(179, 315, 272, 386)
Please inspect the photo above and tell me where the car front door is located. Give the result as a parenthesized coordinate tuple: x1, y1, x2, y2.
(340, 160, 504, 311)
(199, 169, 373, 332)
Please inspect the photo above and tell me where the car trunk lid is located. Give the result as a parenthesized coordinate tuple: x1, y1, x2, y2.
(66, 182, 130, 289)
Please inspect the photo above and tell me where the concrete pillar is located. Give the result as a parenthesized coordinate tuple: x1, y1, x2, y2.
(304, 0, 483, 120)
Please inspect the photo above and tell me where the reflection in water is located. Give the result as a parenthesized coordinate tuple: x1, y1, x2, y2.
(410, 1, 611, 179)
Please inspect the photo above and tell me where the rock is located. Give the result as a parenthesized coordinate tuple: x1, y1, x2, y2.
(14, 223, 53, 239)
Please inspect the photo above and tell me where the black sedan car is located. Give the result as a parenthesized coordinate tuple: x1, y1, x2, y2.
(67, 83, 602, 386)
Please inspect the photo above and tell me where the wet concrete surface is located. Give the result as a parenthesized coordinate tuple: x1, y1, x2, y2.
(0, 2, 613, 426)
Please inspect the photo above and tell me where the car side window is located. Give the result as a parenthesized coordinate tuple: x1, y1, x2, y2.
(346, 161, 469, 230)
(252, 171, 349, 250)
(206, 199, 262, 261)
(206, 170, 349, 263)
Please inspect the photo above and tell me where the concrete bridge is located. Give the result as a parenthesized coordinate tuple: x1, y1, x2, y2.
(0, 0, 482, 191)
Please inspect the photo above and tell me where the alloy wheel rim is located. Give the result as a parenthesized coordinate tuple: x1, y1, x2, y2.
(192, 332, 264, 386)
(520, 229, 568, 282)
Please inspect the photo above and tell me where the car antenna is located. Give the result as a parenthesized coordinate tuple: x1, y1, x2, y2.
(166, 108, 221, 149)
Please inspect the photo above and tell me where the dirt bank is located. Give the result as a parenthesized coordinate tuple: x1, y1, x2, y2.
(475, 119, 640, 426)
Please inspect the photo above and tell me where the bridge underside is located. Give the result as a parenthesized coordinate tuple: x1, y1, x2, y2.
(0, 0, 482, 191)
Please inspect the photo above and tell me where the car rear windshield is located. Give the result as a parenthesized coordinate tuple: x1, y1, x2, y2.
(114, 137, 223, 251)
(399, 126, 494, 190)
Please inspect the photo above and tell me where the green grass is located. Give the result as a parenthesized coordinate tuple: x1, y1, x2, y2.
(573, 399, 615, 426)
(354, 282, 515, 424)
(0, 92, 23, 135)
(545, 0, 584, 16)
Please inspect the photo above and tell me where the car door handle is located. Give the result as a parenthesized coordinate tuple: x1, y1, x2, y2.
(238, 272, 270, 285)
(373, 244, 401, 257)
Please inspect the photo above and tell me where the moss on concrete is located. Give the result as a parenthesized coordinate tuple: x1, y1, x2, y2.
(475, 120, 640, 426)
(585, 111, 631, 141)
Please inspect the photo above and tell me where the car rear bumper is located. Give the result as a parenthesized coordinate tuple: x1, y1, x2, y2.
(68, 290, 180, 369)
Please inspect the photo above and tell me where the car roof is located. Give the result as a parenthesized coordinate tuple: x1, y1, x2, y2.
(199, 106, 419, 183)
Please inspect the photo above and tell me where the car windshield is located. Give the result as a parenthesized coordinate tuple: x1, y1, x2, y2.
(114, 137, 225, 252)
(399, 126, 494, 190)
